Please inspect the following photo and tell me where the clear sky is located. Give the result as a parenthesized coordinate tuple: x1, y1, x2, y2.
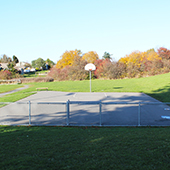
(1, 0, 170, 63)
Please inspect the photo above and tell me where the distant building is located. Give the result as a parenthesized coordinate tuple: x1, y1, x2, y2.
(0, 63, 8, 70)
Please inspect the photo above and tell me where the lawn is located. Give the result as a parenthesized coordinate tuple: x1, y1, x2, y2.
(0, 84, 23, 93)
(1, 72, 170, 102)
(1, 126, 170, 170)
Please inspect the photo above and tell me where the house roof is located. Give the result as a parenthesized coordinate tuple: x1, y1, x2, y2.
(0, 63, 8, 69)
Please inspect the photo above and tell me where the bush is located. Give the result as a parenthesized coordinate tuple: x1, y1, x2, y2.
(48, 57, 88, 81)
(48, 66, 70, 81)
(0, 70, 12, 80)
(20, 77, 54, 83)
(68, 56, 88, 80)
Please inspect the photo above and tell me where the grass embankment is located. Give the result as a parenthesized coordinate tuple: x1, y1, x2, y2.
(1, 126, 170, 169)
(1, 72, 170, 102)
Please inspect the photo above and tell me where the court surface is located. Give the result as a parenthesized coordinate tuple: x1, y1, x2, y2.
(1, 91, 170, 126)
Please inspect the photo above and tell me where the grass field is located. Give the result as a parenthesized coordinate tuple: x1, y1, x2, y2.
(1, 126, 170, 169)
(0, 84, 24, 94)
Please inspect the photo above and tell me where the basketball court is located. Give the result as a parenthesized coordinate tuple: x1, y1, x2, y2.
(0, 91, 170, 126)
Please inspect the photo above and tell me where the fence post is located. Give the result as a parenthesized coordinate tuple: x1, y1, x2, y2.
(66, 100, 70, 126)
(29, 101, 31, 125)
(138, 102, 141, 126)
(99, 101, 102, 126)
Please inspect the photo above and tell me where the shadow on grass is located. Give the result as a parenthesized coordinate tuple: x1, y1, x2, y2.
(147, 84, 170, 102)
(113, 86, 123, 89)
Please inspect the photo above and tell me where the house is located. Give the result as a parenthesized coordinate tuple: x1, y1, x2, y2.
(0, 63, 8, 70)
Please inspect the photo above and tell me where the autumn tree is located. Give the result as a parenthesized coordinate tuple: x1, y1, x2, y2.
(56, 49, 82, 69)
(119, 50, 162, 77)
(157, 47, 170, 60)
(68, 56, 88, 80)
(157, 47, 170, 73)
(94, 59, 124, 79)
(82, 51, 99, 63)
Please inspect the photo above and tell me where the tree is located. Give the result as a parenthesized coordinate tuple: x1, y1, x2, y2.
(7, 62, 16, 74)
(82, 51, 99, 63)
(68, 56, 88, 80)
(146, 48, 155, 54)
(12, 55, 19, 64)
(46, 58, 55, 69)
(157, 47, 170, 60)
(56, 49, 81, 69)
(119, 50, 162, 77)
(32, 58, 46, 69)
(102, 52, 112, 60)
(0, 54, 12, 63)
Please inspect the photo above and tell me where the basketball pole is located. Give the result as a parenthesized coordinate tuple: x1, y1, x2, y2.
(85, 63, 96, 93)
(89, 70, 91, 92)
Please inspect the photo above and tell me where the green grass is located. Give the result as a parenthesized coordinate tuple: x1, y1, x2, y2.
(0, 84, 23, 93)
(1, 72, 170, 102)
(1, 126, 170, 169)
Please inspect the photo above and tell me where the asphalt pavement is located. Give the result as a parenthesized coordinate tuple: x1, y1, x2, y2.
(1, 91, 170, 126)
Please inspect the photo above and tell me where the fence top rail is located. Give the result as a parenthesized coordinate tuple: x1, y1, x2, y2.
(0, 101, 67, 105)
(0, 101, 170, 105)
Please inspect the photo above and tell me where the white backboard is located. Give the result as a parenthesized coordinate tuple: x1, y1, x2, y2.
(85, 63, 96, 71)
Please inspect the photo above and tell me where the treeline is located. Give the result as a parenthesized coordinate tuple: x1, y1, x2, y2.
(48, 47, 170, 81)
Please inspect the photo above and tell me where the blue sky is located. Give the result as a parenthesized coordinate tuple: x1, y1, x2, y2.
(1, 0, 170, 63)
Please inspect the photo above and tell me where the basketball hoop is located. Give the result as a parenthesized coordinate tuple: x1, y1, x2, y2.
(85, 63, 96, 71)
(85, 63, 96, 92)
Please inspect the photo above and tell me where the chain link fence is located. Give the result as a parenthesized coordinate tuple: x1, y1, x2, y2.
(1, 101, 170, 126)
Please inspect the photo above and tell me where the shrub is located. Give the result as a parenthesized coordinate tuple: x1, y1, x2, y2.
(49, 57, 88, 81)
(20, 77, 54, 83)
(0, 70, 12, 80)
(68, 56, 88, 80)
(48, 66, 70, 81)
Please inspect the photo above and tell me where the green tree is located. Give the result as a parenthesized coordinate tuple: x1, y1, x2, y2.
(7, 62, 16, 74)
(12, 55, 19, 64)
(32, 58, 46, 69)
(102, 52, 112, 60)
(46, 58, 55, 69)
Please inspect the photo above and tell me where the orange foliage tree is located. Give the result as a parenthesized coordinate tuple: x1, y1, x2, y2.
(56, 49, 82, 69)
(82, 51, 99, 63)
(119, 49, 162, 77)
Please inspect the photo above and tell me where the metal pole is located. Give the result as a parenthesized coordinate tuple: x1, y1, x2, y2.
(90, 70, 91, 92)
(66, 100, 70, 126)
(29, 101, 31, 125)
(99, 102, 102, 126)
(138, 102, 141, 126)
